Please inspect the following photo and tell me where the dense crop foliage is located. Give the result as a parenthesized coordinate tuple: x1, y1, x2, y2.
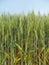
(0, 12, 49, 65)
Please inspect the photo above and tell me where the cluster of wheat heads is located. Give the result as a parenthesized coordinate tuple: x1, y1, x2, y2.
(0, 12, 49, 65)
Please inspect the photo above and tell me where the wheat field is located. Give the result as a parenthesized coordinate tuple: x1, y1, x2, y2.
(0, 12, 49, 65)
